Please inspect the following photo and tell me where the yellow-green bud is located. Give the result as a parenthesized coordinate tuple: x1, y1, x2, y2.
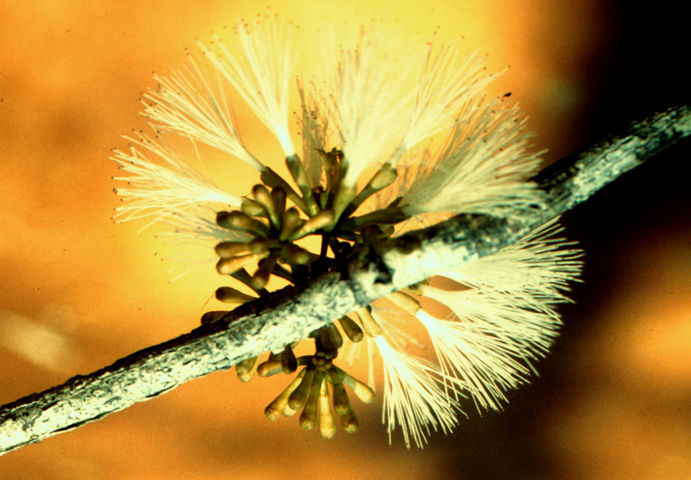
(215, 241, 250, 259)
(289, 209, 335, 240)
(288, 368, 315, 411)
(264, 369, 305, 421)
(299, 372, 323, 430)
(338, 316, 364, 343)
(356, 307, 383, 337)
(281, 345, 297, 374)
(215, 286, 256, 303)
(387, 290, 421, 315)
(318, 380, 336, 439)
(236, 356, 258, 383)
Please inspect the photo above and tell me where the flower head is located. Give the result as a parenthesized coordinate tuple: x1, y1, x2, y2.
(112, 18, 582, 447)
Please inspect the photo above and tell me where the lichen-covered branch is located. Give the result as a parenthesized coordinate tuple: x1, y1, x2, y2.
(535, 105, 691, 218)
(0, 106, 688, 456)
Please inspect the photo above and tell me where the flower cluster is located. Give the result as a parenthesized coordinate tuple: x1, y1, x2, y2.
(112, 17, 582, 448)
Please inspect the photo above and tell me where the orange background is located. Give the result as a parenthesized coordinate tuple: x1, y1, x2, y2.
(1, 1, 689, 479)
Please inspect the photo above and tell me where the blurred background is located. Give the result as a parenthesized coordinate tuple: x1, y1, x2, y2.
(1, 0, 689, 478)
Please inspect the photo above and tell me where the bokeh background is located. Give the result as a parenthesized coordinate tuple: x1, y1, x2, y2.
(1, 1, 689, 479)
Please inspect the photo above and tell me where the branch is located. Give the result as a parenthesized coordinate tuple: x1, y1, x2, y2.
(1, 106, 688, 456)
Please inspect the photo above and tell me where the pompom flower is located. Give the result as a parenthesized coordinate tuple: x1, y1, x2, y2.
(112, 17, 582, 448)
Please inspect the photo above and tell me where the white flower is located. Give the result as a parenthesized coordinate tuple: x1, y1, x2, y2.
(404, 45, 496, 151)
(373, 336, 460, 448)
(111, 133, 240, 232)
(113, 18, 582, 448)
(199, 18, 296, 157)
(370, 220, 581, 419)
(415, 309, 519, 411)
(143, 58, 262, 170)
(439, 219, 583, 305)
(400, 99, 544, 218)
(329, 28, 417, 188)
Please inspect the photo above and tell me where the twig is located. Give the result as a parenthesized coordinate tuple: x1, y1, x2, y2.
(0, 106, 688, 456)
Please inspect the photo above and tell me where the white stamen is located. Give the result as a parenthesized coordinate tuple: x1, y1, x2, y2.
(420, 284, 560, 366)
(331, 29, 416, 187)
(112, 134, 240, 232)
(416, 309, 526, 412)
(143, 58, 262, 170)
(404, 44, 496, 150)
(401, 99, 543, 217)
(200, 18, 296, 156)
(373, 336, 459, 448)
(440, 218, 583, 308)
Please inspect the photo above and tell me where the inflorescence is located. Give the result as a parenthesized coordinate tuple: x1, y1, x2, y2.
(112, 16, 582, 448)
